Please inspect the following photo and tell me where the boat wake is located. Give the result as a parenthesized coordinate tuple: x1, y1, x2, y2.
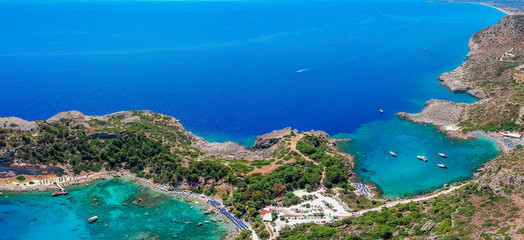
(296, 68, 311, 73)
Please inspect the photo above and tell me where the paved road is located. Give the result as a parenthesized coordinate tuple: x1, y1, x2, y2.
(348, 182, 470, 216)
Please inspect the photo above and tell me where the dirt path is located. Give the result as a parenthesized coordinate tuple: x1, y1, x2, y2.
(249, 134, 318, 175)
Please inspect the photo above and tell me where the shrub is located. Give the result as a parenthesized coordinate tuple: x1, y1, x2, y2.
(438, 218, 452, 234)
(16, 175, 26, 181)
(483, 219, 498, 227)
(372, 224, 394, 239)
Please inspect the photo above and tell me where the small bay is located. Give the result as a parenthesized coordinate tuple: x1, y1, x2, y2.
(0, 179, 230, 240)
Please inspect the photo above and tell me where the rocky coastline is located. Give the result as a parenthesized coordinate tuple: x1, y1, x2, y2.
(397, 15, 524, 142)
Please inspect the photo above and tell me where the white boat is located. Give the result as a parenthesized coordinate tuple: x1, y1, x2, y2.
(437, 164, 447, 168)
(417, 156, 428, 162)
(438, 153, 447, 158)
(389, 151, 397, 157)
(379, 109, 384, 113)
(88, 216, 98, 223)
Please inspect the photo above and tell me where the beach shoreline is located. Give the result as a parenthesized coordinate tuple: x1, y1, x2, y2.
(0, 169, 243, 239)
(472, 2, 515, 15)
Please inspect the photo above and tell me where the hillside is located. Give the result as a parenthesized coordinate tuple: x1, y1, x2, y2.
(0, 109, 360, 239)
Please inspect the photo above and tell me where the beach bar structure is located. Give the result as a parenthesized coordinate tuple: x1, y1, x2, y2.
(498, 131, 523, 139)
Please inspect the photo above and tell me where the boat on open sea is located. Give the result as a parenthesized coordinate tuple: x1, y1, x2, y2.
(88, 216, 98, 223)
(389, 151, 397, 157)
(438, 153, 447, 158)
(379, 109, 384, 113)
(437, 164, 447, 168)
(417, 156, 428, 162)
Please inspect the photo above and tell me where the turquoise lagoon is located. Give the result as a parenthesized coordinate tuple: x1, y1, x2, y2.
(335, 119, 500, 198)
(0, 179, 230, 240)
(0, 0, 506, 209)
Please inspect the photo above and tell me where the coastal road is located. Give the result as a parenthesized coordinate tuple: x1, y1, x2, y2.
(348, 182, 472, 216)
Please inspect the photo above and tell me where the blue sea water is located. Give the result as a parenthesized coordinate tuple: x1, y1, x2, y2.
(0, 1, 505, 196)
(0, 178, 230, 240)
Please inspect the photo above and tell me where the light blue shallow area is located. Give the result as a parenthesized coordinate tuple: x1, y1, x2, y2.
(0, 0, 506, 198)
(0, 179, 230, 240)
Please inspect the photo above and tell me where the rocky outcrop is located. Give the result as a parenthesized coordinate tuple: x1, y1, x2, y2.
(476, 163, 524, 196)
(45, 110, 153, 127)
(420, 220, 436, 232)
(397, 99, 469, 139)
(190, 134, 274, 160)
(46, 110, 91, 125)
(0, 160, 65, 178)
(190, 128, 295, 161)
(0, 117, 39, 132)
(438, 66, 486, 99)
(253, 127, 294, 150)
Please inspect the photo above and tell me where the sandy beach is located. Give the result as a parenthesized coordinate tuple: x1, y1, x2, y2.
(474, 2, 517, 15)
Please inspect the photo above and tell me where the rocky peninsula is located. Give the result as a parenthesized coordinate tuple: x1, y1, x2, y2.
(398, 15, 524, 143)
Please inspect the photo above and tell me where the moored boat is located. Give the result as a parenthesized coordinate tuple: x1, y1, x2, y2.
(389, 151, 397, 157)
(417, 156, 428, 162)
(437, 164, 447, 168)
(52, 191, 68, 196)
(438, 153, 447, 158)
(88, 216, 98, 223)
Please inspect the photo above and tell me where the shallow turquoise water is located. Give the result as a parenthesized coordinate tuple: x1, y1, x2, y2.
(335, 119, 500, 198)
(0, 179, 230, 240)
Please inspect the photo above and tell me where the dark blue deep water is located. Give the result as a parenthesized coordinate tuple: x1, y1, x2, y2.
(0, 0, 504, 197)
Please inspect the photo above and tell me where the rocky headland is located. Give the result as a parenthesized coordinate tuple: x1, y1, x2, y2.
(398, 15, 524, 140)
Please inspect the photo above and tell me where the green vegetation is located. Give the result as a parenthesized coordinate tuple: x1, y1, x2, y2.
(229, 159, 322, 215)
(250, 160, 271, 167)
(9, 123, 19, 128)
(296, 135, 352, 188)
(16, 175, 26, 181)
(277, 180, 522, 240)
(2, 109, 521, 239)
(231, 163, 255, 174)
